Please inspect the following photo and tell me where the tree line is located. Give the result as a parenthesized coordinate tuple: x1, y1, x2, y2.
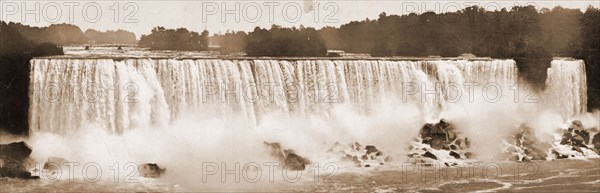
(212, 5, 599, 110)
(245, 25, 327, 57)
(84, 29, 137, 44)
(138, 27, 209, 51)
(0, 21, 136, 54)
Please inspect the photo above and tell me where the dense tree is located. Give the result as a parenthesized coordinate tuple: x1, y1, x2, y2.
(84, 29, 137, 44)
(211, 31, 247, 54)
(138, 27, 209, 51)
(0, 21, 85, 53)
(579, 7, 600, 109)
(2, 22, 86, 46)
(245, 25, 327, 57)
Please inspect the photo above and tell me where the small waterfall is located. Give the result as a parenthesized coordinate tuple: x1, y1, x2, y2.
(28, 58, 586, 134)
(545, 59, 588, 119)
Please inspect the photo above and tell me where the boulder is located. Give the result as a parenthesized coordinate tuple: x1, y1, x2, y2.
(560, 133, 572, 145)
(327, 142, 387, 167)
(552, 150, 568, 159)
(0, 142, 38, 179)
(410, 120, 478, 163)
(138, 163, 166, 178)
(351, 142, 362, 151)
(449, 151, 460, 159)
(571, 135, 585, 147)
(0, 142, 32, 160)
(508, 124, 552, 161)
(264, 142, 286, 160)
(422, 151, 438, 160)
(264, 142, 310, 171)
(365, 145, 379, 155)
(449, 144, 458, 150)
(571, 120, 584, 130)
(284, 153, 310, 170)
(420, 119, 461, 150)
(574, 129, 590, 145)
(430, 138, 447, 150)
(592, 132, 600, 150)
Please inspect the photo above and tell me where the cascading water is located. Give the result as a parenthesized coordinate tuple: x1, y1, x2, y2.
(545, 59, 588, 119)
(28, 58, 527, 133)
(23, 57, 594, 189)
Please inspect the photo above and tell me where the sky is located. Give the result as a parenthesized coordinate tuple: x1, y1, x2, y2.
(2, 0, 599, 37)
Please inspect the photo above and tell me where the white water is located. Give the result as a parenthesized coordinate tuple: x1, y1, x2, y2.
(24, 58, 591, 188)
(29, 59, 525, 133)
(545, 59, 588, 119)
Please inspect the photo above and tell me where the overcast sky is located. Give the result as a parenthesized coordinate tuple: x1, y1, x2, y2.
(2, 0, 599, 37)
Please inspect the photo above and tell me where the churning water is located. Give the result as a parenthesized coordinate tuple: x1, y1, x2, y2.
(2, 47, 597, 192)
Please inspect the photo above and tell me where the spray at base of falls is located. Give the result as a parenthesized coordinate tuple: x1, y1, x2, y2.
(23, 58, 596, 187)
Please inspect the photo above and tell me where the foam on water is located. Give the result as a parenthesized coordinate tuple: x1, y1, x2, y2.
(22, 57, 595, 188)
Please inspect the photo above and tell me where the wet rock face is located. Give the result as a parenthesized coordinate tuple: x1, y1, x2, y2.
(574, 130, 590, 145)
(264, 142, 310, 171)
(327, 142, 389, 167)
(365, 145, 379, 155)
(422, 151, 438, 160)
(138, 163, 166, 178)
(0, 141, 38, 179)
(284, 153, 308, 170)
(0, 142, 32, 160)
(560, 120, 594, 147)
(504, 124, 550, 161)
(449, 151, 461, 159)
(409, 119, 473, 165)
(593, 132, 600, 150)
(420, 119, 459, 150)
(550, 120, 600, 159)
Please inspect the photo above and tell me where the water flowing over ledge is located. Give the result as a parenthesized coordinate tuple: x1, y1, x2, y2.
(28, 58, 586, 134)
(19, 57, 597, 190)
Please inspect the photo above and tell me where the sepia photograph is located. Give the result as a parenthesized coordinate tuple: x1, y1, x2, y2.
(1, 0, 599, 192)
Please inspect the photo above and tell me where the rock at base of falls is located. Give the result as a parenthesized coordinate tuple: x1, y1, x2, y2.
(561, 120, 591, 147)
(408, 145, 472, 166)
(422, 151, 438, 160)
(449, 151, 461, 159)
(408, 119, 473, 165)
(503, 124, 551, 162)
(138, 163, 166, 178)
(419, 119, 460, 150)
(264, 142, 311, 171)
(0, 141, 39, 179)
(326, 142, 390, 168)
(592, 132, 600, 150)
(508, 120, 600, 160)
(549, 121, 600, 159)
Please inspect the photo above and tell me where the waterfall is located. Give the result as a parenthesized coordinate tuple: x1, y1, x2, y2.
(28, 58, 585, 134)
(545, 59, 588, 119)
